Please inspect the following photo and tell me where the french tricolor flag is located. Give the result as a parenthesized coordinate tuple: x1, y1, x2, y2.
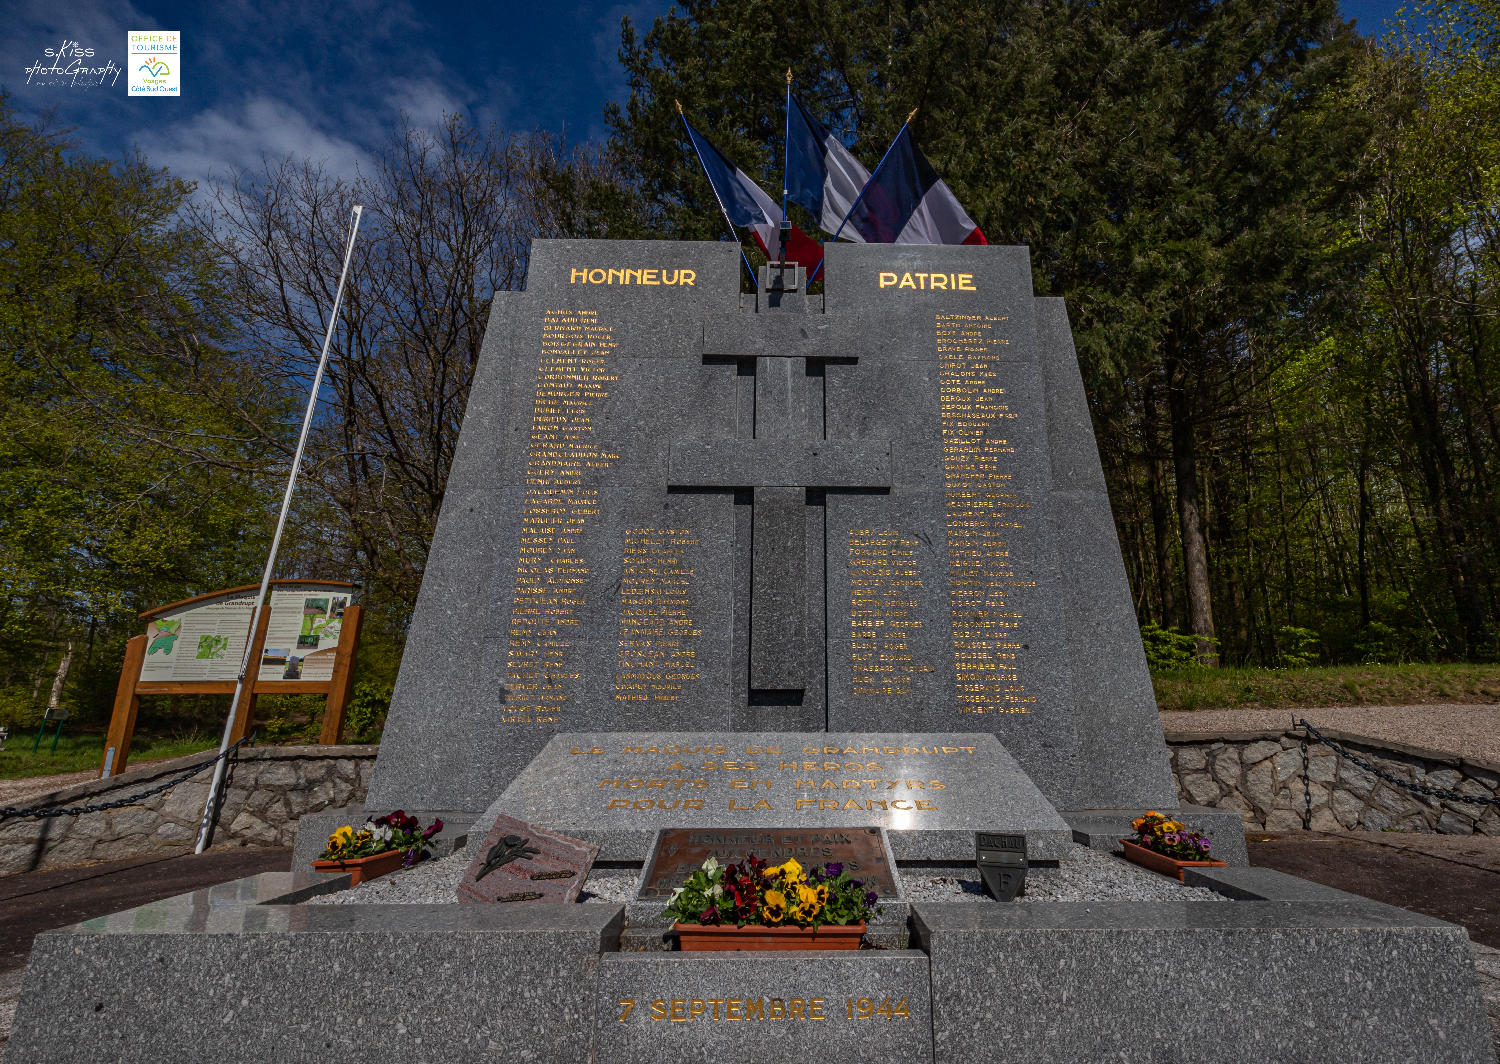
(681, 118, 824, 272)
(844, 125, 986, 246)
(785, 95, 870, 242)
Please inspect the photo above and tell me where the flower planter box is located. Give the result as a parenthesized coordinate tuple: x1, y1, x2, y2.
(1119, 839, 1226, 882)
(673, 921, 866, 952)
(311, 849, 406, 886)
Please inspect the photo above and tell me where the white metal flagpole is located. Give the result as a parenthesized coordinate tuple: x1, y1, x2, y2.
(194, 204, 364, 854)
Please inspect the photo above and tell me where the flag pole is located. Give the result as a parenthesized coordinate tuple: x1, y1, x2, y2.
(193, 203, 364, 855)
(678, 100, 759, 289)
(778, 68, 793, 265)
(816, 105, 918, 282)
(811, 105, 919, 284)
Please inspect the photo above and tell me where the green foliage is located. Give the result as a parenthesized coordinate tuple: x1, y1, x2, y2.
(1152, 663, 1500, 711)
(1274, 627, 1323, 668)
(1140, 623, 1207, 672)
(0, 687, 44, 731)
(343, 679, 393, 744)
(0, 731, 216, 780)
(254, 695, 325, 745)
(0, 100, 289, 725)
(1354, 622, 1407, 665)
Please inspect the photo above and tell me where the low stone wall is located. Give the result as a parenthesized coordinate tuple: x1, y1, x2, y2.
(0, 745, 377, 875)
(7, 731, 1497, 876)
(1168, 730, 1500, 835)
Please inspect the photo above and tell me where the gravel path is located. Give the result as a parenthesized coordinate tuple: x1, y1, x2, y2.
(306, 844, 1229, 906)
(0, 755, 193, 805)
(1160, 703, 1500, 766)
(0, 768, 104, 805)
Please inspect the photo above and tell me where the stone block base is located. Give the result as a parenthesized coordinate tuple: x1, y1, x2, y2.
(7, 869, 1494, 1063)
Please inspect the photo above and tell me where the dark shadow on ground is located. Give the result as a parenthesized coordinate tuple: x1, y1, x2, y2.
(1248, 832, 1500, 948)
(0, 848, 290, 972)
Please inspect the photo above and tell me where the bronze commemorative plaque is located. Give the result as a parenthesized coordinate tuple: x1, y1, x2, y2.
(638, 826, 898, 900)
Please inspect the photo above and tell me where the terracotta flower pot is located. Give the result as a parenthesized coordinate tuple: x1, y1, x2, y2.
(673, 921, 866, 952)
(1119, 839, 1226, 882)
(311, 849, 406, 886)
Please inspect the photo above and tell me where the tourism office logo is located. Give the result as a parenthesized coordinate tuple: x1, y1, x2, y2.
(127, 31, 180, 96)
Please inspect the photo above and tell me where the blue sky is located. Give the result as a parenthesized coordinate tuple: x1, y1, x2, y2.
(4, 0, 1409, 191)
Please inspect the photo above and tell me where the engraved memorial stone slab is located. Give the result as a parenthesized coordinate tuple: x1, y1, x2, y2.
(638, 826, 899, 900)
(477, 730, 1072, 860)
(368, 238, 1179, 816)
(597, 951, 933, 1063)
(456, 812, 598, 904)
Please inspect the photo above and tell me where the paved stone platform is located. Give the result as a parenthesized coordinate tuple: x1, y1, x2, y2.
(4, 864, 1495, 1063)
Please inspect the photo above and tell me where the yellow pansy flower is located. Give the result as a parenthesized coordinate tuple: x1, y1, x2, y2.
(763, 890, 788, 924)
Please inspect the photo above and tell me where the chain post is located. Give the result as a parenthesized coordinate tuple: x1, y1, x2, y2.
(1296, 716, 1312, 829)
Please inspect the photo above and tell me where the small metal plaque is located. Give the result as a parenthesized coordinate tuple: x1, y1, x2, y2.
(638, 827, 897, 900)
(976, 832, 1027, 902)
(456, 813, 598, 905)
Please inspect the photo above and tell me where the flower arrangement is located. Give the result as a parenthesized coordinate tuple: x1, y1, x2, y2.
(319, 810, 444, 868)
(1129, 810, 1214, 862)
(661, 855, 881, 930)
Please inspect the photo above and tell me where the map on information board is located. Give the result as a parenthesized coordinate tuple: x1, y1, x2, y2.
(138, 592, 257, 683)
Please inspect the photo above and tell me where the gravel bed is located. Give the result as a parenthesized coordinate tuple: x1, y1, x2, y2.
(305, 851, 468, 905)
(902, 843, 1230, 903)
(305, 844, 1227, 905)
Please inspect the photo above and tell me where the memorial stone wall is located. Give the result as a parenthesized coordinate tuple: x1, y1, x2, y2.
(369, 240, 1178, 815)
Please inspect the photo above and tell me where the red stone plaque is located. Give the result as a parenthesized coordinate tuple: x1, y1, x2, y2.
(456, 812, 599, 904)
(638, 827, 897, 900)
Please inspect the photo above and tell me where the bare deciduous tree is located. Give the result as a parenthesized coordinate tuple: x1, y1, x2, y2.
(199, 115, 617, 628)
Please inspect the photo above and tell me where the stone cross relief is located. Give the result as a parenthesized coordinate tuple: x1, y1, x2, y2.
(667, 311, 891, 704)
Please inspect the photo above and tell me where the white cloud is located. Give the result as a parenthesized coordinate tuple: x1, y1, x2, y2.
(8, 0, 157, 59)
(383, 77, 465, 131)
(135, 96, 368, 190)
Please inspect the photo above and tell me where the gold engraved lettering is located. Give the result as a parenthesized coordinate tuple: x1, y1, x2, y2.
(615, 528, 703, 699)
(879, 272, 979, 293)
(505, 312, 616, 724)
(566, 265, 696, 286)
(936, 312, 1029, 714)
(847, 530, 930, 695)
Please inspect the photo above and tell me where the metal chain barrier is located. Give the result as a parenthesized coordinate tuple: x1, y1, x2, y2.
(1295, 717, 1500, 807)
(0, 735, 253, 823)
(1300, 731, 1312, 829)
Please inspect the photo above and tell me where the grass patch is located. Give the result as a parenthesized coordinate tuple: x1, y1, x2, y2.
(0, 731, 218, 780)
(1154, 663, 1500, 712)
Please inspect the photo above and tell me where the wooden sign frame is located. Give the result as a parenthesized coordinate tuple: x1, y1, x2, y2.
(101, 580, 363, 778)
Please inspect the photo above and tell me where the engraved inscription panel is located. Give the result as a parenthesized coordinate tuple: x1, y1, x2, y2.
(847, 529, 932, 697)
(504, 310, 619, 724)
(615, 528, 705, 705)
(936, 312, 1034, 714)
